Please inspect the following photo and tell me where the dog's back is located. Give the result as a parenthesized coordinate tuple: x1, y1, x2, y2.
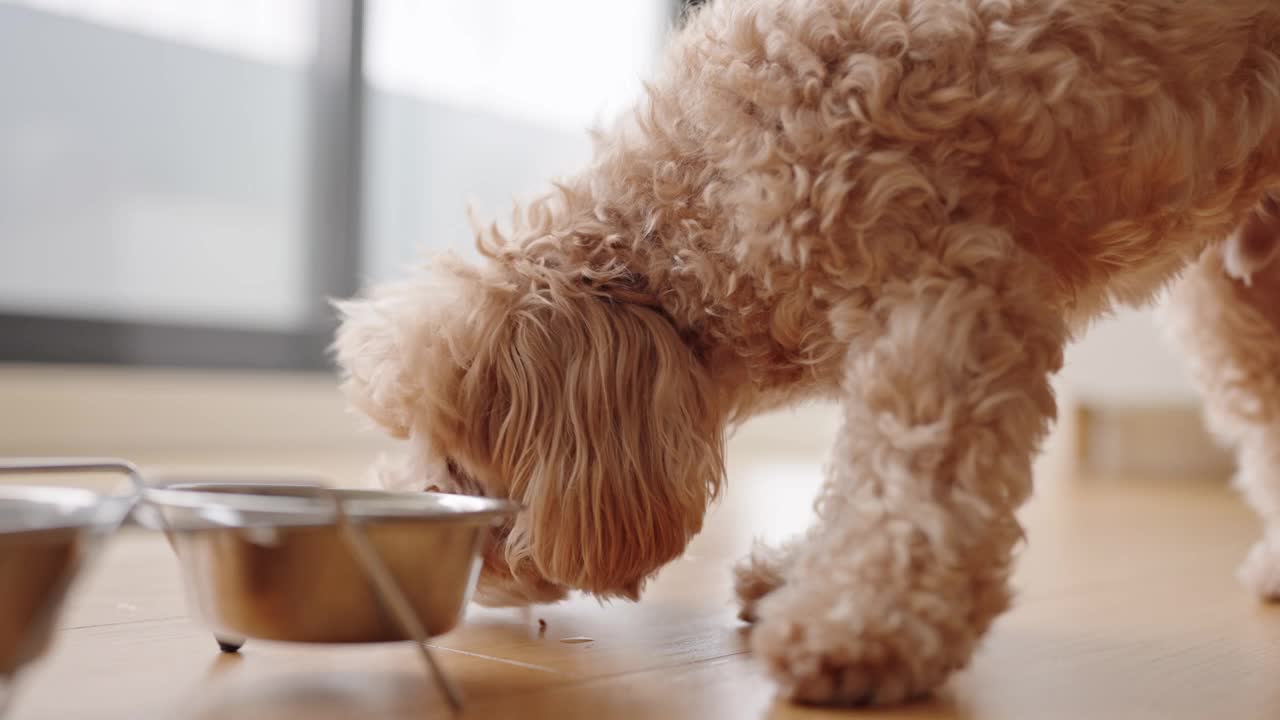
(641, 0, 1280, 318)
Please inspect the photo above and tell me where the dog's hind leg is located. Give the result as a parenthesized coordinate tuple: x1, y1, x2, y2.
(1165, 223, 1280, 600)
(748, 228, 1067, 705)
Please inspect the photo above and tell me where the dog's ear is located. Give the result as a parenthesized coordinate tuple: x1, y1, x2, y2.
(461, 288, 725, 599)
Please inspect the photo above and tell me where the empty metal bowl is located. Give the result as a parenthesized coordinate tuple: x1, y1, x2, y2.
(135, 481, 518, 710)
(0, 484, 135, 706)
(137, 482, 517, 646)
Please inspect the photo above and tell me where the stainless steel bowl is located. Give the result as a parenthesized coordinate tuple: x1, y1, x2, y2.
(0, 485, 134, 681)
(136, 481, 518, 710)
(0, 460, 516, 714)
(137, 482, 518, 646)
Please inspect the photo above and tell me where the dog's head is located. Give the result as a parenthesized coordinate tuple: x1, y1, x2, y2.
(332, 246, 725, 605)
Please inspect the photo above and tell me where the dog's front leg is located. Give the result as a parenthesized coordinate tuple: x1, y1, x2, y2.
(749, 243, 1066, 705)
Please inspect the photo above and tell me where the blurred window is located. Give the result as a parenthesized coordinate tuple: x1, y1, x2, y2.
(359, 0, 667, 281)
(0, 0, 674, 368)
(0, 0, 317, 334)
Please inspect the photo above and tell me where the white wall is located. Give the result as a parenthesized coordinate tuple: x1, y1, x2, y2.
(1059, 305, 1199, 407)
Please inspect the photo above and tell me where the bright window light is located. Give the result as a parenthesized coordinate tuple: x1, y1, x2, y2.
(366, 0, 670, 132)
(8, 0, 315, 66)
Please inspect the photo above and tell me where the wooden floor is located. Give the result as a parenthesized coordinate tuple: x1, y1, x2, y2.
(7, 424, 1280, 720)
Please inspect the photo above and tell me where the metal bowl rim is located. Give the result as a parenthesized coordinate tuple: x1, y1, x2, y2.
(0, 485, 135, 533)
(139, 482, 520, 525)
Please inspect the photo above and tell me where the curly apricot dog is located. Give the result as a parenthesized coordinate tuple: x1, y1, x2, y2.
(334, 0, 1280, 705)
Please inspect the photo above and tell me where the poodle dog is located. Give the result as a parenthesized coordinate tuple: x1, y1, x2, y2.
(334, 0, 1280, 706)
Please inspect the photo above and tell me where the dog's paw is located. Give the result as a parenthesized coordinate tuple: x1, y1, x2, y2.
(732, 540, 795, 623)
(750, 585, 969, 706)
(1239, 538, 1280, 601)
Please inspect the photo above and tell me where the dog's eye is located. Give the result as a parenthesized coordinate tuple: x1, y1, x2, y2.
(444, 458, 472, 485)
(423, 458, 463, 493)
(443, 457, 482, 495)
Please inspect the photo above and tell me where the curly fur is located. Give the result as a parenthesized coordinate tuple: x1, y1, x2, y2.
(335, 0, 1280, 706)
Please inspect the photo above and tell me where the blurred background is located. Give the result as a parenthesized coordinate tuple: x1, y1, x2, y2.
(0, 0, 1227, 480)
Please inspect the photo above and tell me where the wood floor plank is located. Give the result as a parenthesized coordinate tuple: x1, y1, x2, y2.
(11, 618, 559, 720)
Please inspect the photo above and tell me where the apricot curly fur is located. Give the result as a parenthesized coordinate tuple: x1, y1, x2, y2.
(336, 0, 1280, 705)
